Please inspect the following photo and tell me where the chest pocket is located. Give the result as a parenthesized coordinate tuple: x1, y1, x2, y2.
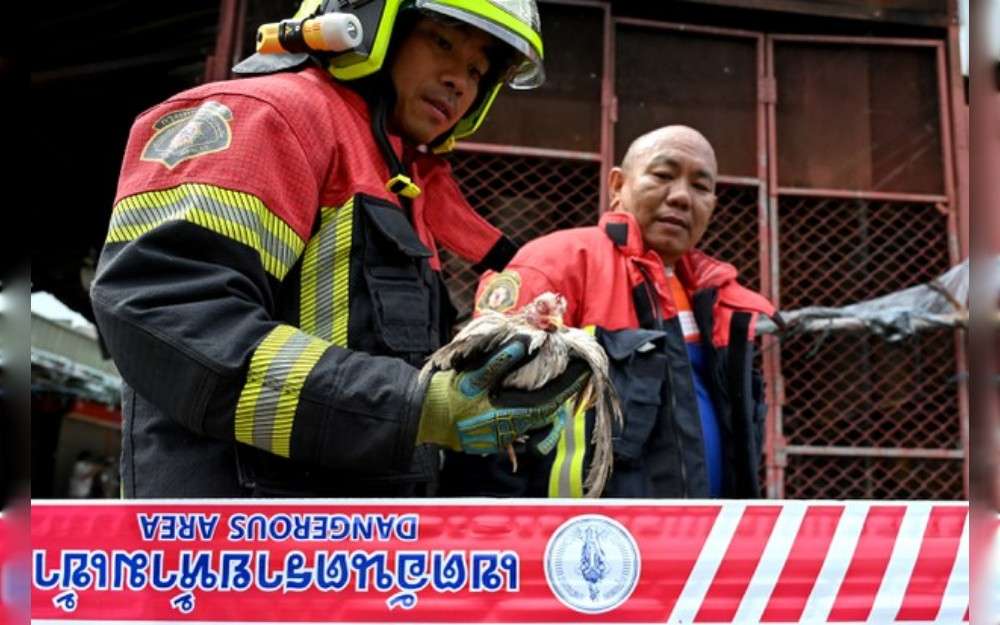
(597, 328, 668, 464)
(357, 194, 435, 357)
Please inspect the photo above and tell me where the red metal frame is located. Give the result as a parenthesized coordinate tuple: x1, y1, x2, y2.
(769, 33, 944, 47)
(946, 24, 970, 260)
(784, 445, 964, 460)
(454, 141, 601, 162)
(764, 36, 785, 499)
(600, 4, 614, 214)
(776, 187, 949, 203)
(933, 41, 972, 500)
(768, 33, 966, 499)
(205, 0, 241, 82)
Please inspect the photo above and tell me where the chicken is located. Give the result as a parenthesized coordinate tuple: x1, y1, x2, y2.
(422, 292, 623, 497)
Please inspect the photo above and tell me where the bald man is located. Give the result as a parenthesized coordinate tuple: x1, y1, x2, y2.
(439, 126, 775, 498)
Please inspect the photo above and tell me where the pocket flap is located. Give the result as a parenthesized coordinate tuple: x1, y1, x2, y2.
(598, 327, 667, 360)
(360, 194, 432, 258)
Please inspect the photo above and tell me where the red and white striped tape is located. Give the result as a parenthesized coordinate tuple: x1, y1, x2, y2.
(664, 502, 969, 624)
(28, 500, 977, 623)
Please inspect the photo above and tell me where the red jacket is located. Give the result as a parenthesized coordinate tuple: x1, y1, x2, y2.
(476, 210, 775, 343)
(116, 65, 505, 270)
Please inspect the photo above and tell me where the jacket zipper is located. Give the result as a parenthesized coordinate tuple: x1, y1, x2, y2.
(636, 264, 689, 497)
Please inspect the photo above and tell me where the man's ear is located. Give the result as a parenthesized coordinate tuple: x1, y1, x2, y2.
(608, 166, 625, 209)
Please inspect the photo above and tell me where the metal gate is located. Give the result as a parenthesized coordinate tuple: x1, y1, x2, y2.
(442, 1, 968, 500)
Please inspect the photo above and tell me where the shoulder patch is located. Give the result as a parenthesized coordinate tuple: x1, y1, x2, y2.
(476, 271, 521, 314)
(141, 101, 233, 169)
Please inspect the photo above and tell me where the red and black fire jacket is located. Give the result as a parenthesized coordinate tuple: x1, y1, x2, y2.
(91, 65, 515, 497)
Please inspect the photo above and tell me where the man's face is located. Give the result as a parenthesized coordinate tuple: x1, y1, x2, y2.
(389, 17, 493, 145)
(609, 129, 718, 265)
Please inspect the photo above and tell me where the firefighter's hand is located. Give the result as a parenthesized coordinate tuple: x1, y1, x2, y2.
(417, 336, 590, 454)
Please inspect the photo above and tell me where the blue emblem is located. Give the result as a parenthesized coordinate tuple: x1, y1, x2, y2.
(141, 101, 233, 169)
(544, 514, 640, 614)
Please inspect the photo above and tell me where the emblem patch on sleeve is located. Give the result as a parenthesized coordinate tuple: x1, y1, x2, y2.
(141, 101, 233, 169)
(476, 270, 522, 314)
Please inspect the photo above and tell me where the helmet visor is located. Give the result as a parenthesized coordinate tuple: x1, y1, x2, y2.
(415, 0, 545, 89)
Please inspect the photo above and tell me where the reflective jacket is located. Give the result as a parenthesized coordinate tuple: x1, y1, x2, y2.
(91, 65, 515, 497)
(439, 211, 775, 498)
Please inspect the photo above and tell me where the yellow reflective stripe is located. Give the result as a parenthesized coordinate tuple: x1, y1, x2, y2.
(567, 401, 587, 497)
(235, 325, 330, 458)
(235, 326, 297, 446)
(330, 200, 354, 347)
(547, 325, 597, 498)
(299, 205, 337, 337)
(106, 183, 305, 280)
(548, 404, 568, 497)
(547, 399, 589, 498)
(270, 337, 328, 457)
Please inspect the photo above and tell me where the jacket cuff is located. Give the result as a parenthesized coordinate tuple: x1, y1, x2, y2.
(395, 368, 434, 469)
(472, 236, 519, 274)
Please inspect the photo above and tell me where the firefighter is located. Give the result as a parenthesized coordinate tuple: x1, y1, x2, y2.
(91, 0, 588, 498)
(448, 126, 776, 498)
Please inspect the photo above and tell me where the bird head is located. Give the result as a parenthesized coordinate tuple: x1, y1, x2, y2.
(521, 292, 567, 332)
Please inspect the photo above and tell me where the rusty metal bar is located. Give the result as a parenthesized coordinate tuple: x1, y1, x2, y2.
(769, 33, 941, 47)
(205, 0, 240, 82)
(615, 16, 762, 40)
(764, 34, 785, 499)
(453, 141, 602, 162)
(232, 0, 248, 68)
(936, 39, 970, 503)
(775, 186, 949, 203)
(934, 40, 972, 500)
(751, 30, 779, 500)
(599, 2, 614, 214)
(784, 445, 964, 460)
(937, 43, 961, 266)
(717, 174, 762, 187)
(947, 23, 970, 260)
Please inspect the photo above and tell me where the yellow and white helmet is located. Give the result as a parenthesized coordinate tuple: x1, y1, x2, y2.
(240, 0, 544, 147)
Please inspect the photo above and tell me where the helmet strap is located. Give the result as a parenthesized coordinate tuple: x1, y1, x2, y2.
(371, 95, 422, 201)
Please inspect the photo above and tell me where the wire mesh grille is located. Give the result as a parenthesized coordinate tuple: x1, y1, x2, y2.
(440, 150, 601, 320)
(776, 196, 961, 499)
(784, 455, 964, 500)
(780, 329, 961, 449)
(778, 197, 951, 309)
(698, 183, 762, 294)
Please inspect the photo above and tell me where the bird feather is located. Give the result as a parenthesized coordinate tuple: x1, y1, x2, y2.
(422, 292, 623, 497)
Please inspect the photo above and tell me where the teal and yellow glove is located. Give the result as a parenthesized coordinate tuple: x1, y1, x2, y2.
(417, 336, 590, 455)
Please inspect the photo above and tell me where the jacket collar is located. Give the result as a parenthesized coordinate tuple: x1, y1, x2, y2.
(598, 210, 739, 290)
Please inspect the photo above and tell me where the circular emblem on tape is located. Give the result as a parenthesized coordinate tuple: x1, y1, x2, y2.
(544, 514, 641, 614)
(476, 271, 521, 314)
